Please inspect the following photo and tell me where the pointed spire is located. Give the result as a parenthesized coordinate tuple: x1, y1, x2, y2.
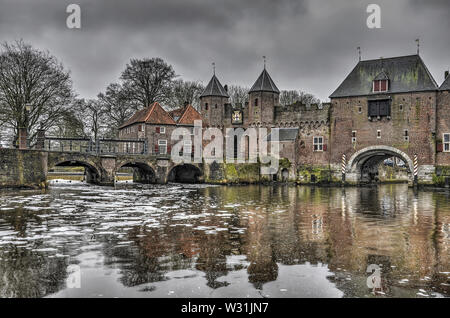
(200, 70, 229, 98)
(249, 67, 280, 94)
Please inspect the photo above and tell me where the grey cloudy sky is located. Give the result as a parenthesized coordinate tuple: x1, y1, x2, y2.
(0, 0, 449, 102)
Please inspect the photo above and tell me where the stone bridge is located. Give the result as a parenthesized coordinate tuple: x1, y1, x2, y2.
(47, 151, 205, 185)
(0, 148, 205, 188)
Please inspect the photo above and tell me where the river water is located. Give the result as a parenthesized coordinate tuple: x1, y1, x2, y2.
(0, 182, 448, 298)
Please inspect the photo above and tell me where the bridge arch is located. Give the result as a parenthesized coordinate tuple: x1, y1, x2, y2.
(48, 159, 101, 184)
(167, 164, 203, 183)
(346, 145, 414, 184)
(115, 160, 157, 184)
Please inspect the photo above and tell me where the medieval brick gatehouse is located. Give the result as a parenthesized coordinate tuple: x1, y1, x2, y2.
(119, 54, 450, 185)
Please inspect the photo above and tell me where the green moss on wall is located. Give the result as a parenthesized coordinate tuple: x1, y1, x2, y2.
(297, 165, 332, 184)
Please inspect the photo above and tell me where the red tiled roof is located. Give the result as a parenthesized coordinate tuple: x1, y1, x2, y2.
(177, 105, 202, 125)
(119, 102, 176, 128)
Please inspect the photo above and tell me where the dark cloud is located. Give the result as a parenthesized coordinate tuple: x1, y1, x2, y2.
(0, 0, 448, 102)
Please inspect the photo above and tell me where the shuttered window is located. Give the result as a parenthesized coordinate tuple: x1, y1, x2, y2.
(368, 99, 391, 117)
(373, 80, 388, 92)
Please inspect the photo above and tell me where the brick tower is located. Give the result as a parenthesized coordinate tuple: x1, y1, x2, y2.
(199, 73, 229, 127)
(248, 66, 280, 126)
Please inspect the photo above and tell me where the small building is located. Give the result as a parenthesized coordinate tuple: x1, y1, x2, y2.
(118, 102, 202, 156)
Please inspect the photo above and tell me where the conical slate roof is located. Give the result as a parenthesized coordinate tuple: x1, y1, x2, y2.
(200, 74, 229, 98)
(249, 68, 280, 94)
(440, 73, 450, 91)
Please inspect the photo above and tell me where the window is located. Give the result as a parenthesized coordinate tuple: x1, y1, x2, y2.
(138, 124, 144, 132)
(399, 104, 403, 111)
(444, 133, 450, 152)
(368, 99, 391, 118)
(377, 130, 381, 139)
(160, 127, 165, 134)
(358, 106, 362, 113)
(254, 98, 258, 107)
(352, 131, 357, 143)
(404, 130, 409, 142)
(215, 104, 218, 109)
(373, 80, 388, 92)
(205, 103, 208, 110)
(158, 140, 167, 155)
(313, 136, 323, 151)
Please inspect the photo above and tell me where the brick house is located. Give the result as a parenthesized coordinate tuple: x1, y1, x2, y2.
(119, 102, 202, 156)
(119, 102, 176, 155)
(329, 54, 440, 183)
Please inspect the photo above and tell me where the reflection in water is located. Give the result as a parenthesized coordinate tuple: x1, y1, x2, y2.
(0, 184, 449, 298)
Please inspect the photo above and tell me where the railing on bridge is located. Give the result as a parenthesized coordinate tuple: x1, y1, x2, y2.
(43, 137, 149, 155)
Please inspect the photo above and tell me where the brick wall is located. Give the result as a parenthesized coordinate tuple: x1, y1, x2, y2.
(330, 92, 437, 166)
(248, 91, 278, 125)
(199, 96, 228, 127)
(0, 148, 47, 188)
(437, 90, 450, 165)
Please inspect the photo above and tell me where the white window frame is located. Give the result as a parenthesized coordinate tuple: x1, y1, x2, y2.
(158, 139, 167, 154)
(160, 127, 166, 134)
(444, 133, 450, 152)
(352, 130, 357, 143)
(313, 136, 323, 152)
(373, 80, 389, 93)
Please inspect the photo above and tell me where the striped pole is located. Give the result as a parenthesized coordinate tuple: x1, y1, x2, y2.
(413, 153, 418, 185)
(341, 154, 346, 182)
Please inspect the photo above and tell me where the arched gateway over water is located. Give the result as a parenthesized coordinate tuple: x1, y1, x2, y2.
(346, 146, 414, 184)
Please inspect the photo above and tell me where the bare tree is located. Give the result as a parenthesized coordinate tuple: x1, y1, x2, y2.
(166, 80, 204, 110)
(227, 85, 249, 107)
(280, 90, 300, 106)
(98, 83, 138, 136)
(280, 90, 321, 106)
(50, 110, 85, 138)
(70, 99, 107, 140)
(0, 41, 74, 146)
(120, 57, 176, 109)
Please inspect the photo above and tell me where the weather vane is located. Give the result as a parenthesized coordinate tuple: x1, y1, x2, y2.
(212, 62, 215, 75)
(357, 47, 361, 61)
(415, 38, 420, 55)
(263, 56, 266, 69)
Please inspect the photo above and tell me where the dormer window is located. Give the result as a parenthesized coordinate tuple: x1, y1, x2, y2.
(372, 71, 389, 93)
(373, 79, 388, 92)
